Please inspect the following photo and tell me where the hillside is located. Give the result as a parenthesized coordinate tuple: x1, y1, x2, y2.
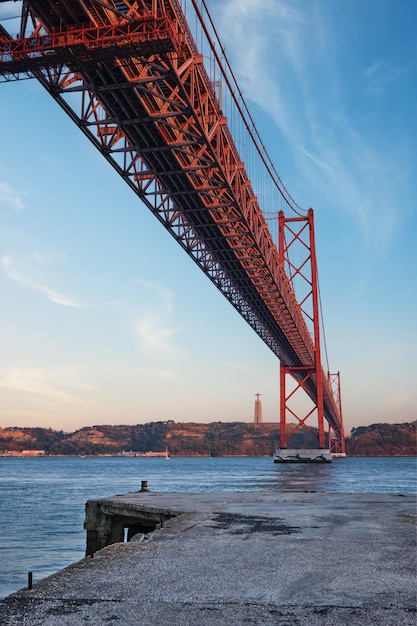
(345, 422, 416, 457)
(0, 420, 415, 457)
(0, 421, 317, 456)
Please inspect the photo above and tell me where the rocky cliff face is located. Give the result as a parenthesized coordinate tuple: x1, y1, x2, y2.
(0, 426, 60, 451)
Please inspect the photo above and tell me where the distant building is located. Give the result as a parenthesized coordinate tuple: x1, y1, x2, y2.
(254, 393, 263, 425)
(1, 450, 45, 457)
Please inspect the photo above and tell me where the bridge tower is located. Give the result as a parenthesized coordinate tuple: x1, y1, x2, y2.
(278, 208, 343, 456)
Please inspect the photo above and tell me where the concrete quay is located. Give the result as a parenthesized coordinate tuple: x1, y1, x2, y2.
(1, 491, 416, 625)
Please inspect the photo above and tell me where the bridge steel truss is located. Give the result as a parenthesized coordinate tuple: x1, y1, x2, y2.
(278, 211, 345, 454)
(0, 0, 345, 454)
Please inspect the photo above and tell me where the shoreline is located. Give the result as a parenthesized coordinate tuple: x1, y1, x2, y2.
(1, 453, 416, 458)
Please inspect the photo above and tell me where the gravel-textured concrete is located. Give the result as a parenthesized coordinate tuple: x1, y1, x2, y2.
(1, 492, 416, 625)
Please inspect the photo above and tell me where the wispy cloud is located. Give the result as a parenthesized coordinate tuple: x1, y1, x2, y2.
(218, 1, 413, 249)
(131, 279, 181, 353)
(133, 314, 179, 353)
(300, 147, 334, 175)
(219, 0, 306, 137)
(0, 182, 24, 211)
(0, 367, 96, 404)
(364, 60, 407, 96)
(301, 113, 409, 247)
(1, 254, 83, 308)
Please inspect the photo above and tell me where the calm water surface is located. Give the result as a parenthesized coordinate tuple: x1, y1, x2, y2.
(0, 455, 416, 599)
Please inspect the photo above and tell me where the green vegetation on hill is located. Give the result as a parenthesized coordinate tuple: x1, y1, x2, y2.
(346, 421, 416, 457)
(0, 421, 415, 456)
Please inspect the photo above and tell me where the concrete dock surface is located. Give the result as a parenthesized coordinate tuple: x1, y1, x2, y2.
(1, 491, 416, 625)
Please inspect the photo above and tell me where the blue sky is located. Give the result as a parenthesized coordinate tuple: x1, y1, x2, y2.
(0, 0, 416, 433)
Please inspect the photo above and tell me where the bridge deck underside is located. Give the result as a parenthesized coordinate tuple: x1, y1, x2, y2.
(0, 0, 343, 433)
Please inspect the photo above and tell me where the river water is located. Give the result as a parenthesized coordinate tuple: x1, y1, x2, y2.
(0, 455, 415, 599)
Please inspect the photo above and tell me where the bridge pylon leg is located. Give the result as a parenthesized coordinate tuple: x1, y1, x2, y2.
(279, 363, 326, 449)
(327, 372, 346, 455)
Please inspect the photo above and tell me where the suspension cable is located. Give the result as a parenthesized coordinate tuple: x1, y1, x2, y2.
(193, 0, 306, 217)
(318, 276, 330, 374)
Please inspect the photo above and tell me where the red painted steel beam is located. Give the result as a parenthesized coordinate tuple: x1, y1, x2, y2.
(278, 210, 342, 447)
(0, 0, 344, 450)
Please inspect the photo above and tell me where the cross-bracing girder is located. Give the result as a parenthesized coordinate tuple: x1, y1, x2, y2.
(0, 0, 344, 451)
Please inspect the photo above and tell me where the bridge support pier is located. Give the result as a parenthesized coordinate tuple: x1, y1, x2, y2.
(273, 448, 332, 463)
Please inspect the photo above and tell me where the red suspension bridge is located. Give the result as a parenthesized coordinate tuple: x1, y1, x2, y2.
(0, 0, 345, 455)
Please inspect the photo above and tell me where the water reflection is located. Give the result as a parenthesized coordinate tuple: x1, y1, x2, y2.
(271, 462, 340, 492)
(269, 457, 416, 494)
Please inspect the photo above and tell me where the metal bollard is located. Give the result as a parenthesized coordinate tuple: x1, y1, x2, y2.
(28, 571, 33, 590)
(140, 480, 148, 492)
